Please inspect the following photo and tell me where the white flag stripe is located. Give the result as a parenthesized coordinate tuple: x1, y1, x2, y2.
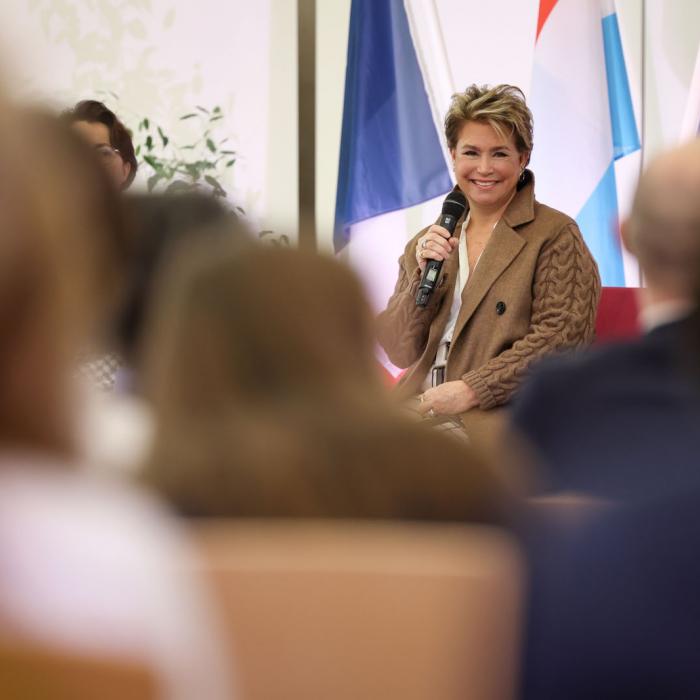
(680, 42, 700, 142)
(601, 0, 615, 19)
(530, 0, 612, 219)
(403, 0, 456, 173)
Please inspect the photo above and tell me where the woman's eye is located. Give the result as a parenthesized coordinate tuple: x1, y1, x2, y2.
(494, 151, 507, 158)
(463, 150, 477, 156)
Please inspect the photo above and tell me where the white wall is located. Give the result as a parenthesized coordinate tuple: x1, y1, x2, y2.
(0, 0, 298, 236)
(316, 0, 352, 252)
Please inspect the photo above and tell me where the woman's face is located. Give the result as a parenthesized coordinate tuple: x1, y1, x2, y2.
(450, 120, 527, 213)
(72, 120, 131, 191)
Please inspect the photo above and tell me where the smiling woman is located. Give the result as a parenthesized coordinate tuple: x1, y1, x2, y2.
(377, 84, 601, 439)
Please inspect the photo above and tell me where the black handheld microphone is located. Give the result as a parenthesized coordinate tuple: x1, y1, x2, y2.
(415, 191, 467, 307)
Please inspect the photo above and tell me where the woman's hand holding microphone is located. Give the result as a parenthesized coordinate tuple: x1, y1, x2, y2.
(415, 224, 459, 272)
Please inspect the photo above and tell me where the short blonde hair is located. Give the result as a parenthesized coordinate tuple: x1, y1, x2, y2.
(444, 84, 533, 159)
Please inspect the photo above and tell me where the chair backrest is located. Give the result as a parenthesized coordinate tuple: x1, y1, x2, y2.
(194, 519, 523, 700)
(0, 639, 158, 700)
(595, 286, 640, 343)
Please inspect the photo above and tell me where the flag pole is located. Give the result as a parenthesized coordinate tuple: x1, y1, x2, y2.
(298, 0, 316, 250)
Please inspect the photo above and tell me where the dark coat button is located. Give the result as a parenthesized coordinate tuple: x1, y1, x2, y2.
(496, 301, 506, 315)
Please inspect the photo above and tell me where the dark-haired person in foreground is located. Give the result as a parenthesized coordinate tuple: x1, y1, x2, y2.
(63, 99, 138, 191)
(376, 84, 599, 446)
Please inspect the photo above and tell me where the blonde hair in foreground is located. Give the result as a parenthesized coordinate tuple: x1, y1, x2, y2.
(0, 104, 111, 453)
(444, 84, 533, 160)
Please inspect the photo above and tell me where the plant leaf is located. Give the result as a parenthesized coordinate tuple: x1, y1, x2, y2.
(196, 105, 210, 114)
(204, 175, 226, 196)
(185, 164, 201, 180)
(147, 173, 163, 192)
(166, 180, 194, 194)
(180, 113, 197, 120)
(206, 138, 216, 153)
(226, 159, 236, 167)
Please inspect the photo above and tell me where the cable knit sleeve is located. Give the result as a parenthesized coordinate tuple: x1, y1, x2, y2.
(462, 223, 601, 410)
(376, 234, 451, 369)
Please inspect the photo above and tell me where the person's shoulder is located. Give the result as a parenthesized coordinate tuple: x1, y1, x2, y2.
(0, 454, 183, 552)
(529, 201, 580, 240)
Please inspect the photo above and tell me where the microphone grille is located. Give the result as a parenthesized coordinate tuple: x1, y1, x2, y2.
(442, 191, 467, 219)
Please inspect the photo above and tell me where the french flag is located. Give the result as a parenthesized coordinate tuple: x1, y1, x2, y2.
(334, 0, 452, 316)
(529, 0, 640, 286)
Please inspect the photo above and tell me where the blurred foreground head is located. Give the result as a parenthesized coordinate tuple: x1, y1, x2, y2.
(0, 105, 120, 453)
(142, 245, 510, 523)
(115, 192, 242, 378)
(623, 139, 700, 302)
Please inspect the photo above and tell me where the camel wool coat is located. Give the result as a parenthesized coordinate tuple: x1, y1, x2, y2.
(376, 171, 601, 411)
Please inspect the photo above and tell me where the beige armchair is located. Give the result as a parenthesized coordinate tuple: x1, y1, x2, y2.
(194, 520, 524, 700)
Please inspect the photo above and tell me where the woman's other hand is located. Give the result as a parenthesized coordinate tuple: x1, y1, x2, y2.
(415, 224, 458, 272)
(419, 380, 479, 416)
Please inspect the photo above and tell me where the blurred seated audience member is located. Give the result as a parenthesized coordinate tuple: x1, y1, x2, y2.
(14, 110, 144, 469)
(62, 99, 138, 191)
(78, 192, 244, 473)
(141, 245, 513, 524)
(508, 139, 700, 503)
(42, 112, 130, 393)
(115, 192, 246, 393)
(0, 103, 232, 698)
(521, 475, 700, 699)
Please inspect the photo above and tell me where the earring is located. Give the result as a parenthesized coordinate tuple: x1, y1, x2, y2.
(518, 168, 526, 183)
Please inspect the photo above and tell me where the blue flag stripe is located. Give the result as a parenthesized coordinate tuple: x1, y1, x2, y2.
(602, 12, 641, 160)
(576, 161, 626, 286)
(333, 0, 452, 252)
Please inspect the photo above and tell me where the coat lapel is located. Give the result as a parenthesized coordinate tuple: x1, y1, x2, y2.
(449, 172, 536, 343)
(450, 222, 525, 342)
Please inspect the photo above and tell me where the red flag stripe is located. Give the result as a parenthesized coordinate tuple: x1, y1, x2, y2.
(536, 0, 559, 42)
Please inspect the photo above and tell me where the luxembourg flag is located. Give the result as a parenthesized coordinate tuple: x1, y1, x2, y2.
(334, 0, 452, 313)
(529, 0, 640, 286)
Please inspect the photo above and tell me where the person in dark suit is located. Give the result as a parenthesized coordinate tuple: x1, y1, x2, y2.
(522, 485, 700, 699)
(509, 138, 700, 503)
(518, 139, 700, 698)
